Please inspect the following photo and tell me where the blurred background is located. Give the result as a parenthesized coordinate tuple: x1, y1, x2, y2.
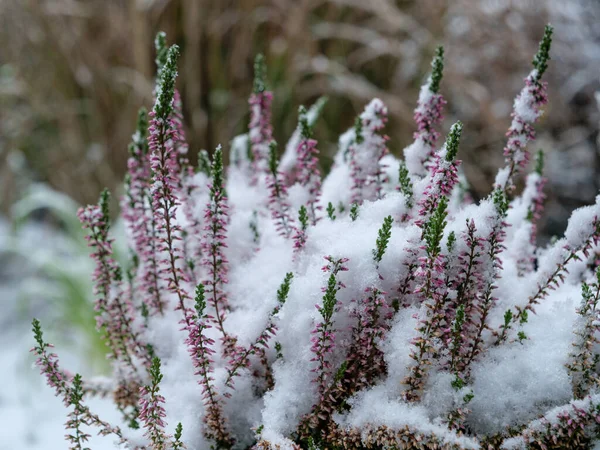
(0, 1, 599, 448)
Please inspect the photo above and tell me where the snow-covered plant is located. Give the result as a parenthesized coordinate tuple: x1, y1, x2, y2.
(32, 25, 600, 449)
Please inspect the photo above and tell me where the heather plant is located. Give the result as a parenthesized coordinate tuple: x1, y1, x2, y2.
(32, 26, 600, 449)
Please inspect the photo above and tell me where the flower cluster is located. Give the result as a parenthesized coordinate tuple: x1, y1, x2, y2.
(33, 26, 600, 450)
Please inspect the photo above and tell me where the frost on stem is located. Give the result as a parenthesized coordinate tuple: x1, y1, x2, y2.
(184, 284, 233, 448)
(295, 105, 322, 225)
(349, 99, 389, 204)
(139, 357, 170, 449)
(280, 97, 328, 183)
(201, 146, 234, 353)
(404, 46, 447, 178)
(249, 54, 274, 181)
(300, 257, 348, 438)
(149, 43, 194, 328)
(78, 189, 149, 373)
(267, 141, 295, 238)
(566, 269, 600, 399)
(495, 25, 553, 193)
(123, 107, 166, 316)
(415, 121, 462, 227)
(403, 198, 449, 402)
(224, 273, 294, 391)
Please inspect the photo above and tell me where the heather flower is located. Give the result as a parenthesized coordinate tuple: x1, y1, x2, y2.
(403, 198, 450, 401)
(123, 107, 166, 316)
(148, 43, 193, 324)
(349, 99, 389, 204)
(78, 190, 149, 373)
(201, 146, 233, 349)
(495, 25, 553, 193)
(249, 54, 274, 181)
(294, 106, 322, 224)
(184, 284, 233, 447)
(415, 121, 462, 227)
(138, 357, 170, 449)
(403, 47, 447, 178)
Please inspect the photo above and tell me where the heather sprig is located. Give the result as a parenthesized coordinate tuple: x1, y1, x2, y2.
(415, 122, 462, 227)
(31, 319, 126, 445)
(249, 54, 274, 178)
(123, 107, 165, 316)
(293, 205, 309, 251)
(295, 105, 322, 224)
(496, 26, 553, 192)
(139, 357, 169, 449)
(311, 257, 349, 397)
(66, 374, 91, 450)
(184, 283, 232, 447)
(225, 273, 294, 391)
(349, 99, 389, 204)
(403, 47, 447, 177)
(202, 145, 233, 347)
(566, 270, 600, 399)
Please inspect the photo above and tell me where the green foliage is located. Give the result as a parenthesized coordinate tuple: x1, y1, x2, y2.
(532, 25, 553, 81)
(250, 210, 260, 244)
(320, 274, 338, 322)
(197, 149, 212, 175)
(154, 45, 180, 122)
(99, 188, 111, 230)
(493, 189, 509, 217)
(354, 116, 363, 145)
(268, 141, 279, 176)
(350, 203, 359, 221)
(429, 46, 444, 94)
(277, 273, 294, 305)
(210, 145, 224, 199)
(275, 342, 283, 359)
(253, 54, 267, 94)
(32, 317, 45, 350)
(445, 121, 463, 162)
(154, 31, 169, 74)
(195, 284, 206, 318)
(398, 161, 413, 208)
(373, 216, 393, 265)
(298, 205, 309, 231)
(447, 231, 456, 254)
(172, 422, 184, 450)
(334, 360, 348, 383)
(535, 149, 545, 176)
(298, 105, 312, 139)
(423, 197, 448, 257)
(149, 356, 163, 386)
(326, 202, 336, 221)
